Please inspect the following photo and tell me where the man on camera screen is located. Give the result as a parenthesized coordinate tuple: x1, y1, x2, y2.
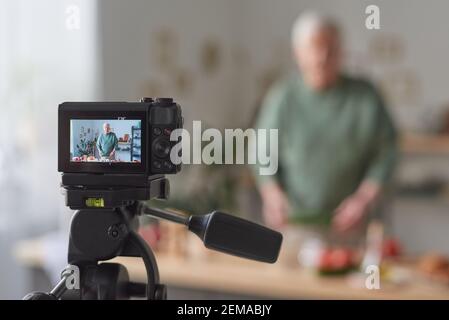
(97, 122, 119, 161)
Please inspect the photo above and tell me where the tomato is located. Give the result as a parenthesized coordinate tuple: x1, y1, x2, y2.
(329, 249, 352, 269)
(318, 248, 353, 271)
(318, 250, 333, 271)
(382, 239, 402, 258)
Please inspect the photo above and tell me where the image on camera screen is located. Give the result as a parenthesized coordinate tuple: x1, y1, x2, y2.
(70, 119, 142, 163)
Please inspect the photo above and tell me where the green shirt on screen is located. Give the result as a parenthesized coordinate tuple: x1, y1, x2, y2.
(253, 74, 398, 225)
(97, 132, 118, 157)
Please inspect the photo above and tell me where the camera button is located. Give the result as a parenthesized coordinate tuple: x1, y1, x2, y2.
(153, 138, 171, 158)
(163, 128, 172, 136)
(153, 127, 162, 136)
(163, 161, 173, 170)
(153, 160, 162, 169)
(156, 98, 173, 105)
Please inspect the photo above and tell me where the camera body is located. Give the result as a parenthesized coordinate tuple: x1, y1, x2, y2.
(58, 98, 182, 189)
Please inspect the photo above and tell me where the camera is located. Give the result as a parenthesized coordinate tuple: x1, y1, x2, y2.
(58, 97, 182, 188)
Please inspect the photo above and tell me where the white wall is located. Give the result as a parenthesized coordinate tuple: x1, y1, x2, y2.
(0, 0, 100, 298)
(0, 0, 100, 230)
(98, 0, 240, 129)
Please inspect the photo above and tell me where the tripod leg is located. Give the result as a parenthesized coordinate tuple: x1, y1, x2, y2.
(95, 263, 130, 300)
(124, 230, 162, 299)
(23, 265, 75, 300)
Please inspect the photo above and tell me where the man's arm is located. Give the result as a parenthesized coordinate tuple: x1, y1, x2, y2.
(96, 134, 103, 156)
(109, 134, 119, 158)
(252, 82, 289, 229)
(333, 87, 398, 232)
(364, 99, 398, 188)
(333, 180, 382, 232)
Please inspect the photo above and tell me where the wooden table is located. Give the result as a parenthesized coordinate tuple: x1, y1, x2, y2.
(13, 238, 449, 299)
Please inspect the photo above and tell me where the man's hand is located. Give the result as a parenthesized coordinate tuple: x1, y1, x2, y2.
(109, 149, 116, 159)
(332, 181, 381, 233)
(260, 182, 290, 229)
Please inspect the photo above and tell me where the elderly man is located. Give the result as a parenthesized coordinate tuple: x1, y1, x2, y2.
(97, 123, 118, 160)
(253, 12, 398, 238)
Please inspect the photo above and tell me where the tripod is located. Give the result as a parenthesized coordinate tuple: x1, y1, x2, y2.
(24, 177, 282, 300)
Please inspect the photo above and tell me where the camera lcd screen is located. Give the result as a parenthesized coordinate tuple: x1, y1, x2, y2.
(70, 119, 142, 164)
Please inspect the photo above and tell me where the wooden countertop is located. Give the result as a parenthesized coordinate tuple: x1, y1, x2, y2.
(13, 237, 449, 299)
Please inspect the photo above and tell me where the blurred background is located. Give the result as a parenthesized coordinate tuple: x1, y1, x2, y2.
(3, 0, 449, 299)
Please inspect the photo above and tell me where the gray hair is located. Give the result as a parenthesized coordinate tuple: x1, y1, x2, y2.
(291, 11, 340, 49)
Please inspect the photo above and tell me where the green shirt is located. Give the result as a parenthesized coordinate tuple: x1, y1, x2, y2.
(97, 132, 118, 157)
(253, 74, 398, 225)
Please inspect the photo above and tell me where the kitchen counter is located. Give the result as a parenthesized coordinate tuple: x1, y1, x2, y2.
(13, 237, 449, 299)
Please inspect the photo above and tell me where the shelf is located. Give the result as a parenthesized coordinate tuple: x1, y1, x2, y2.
(131, 126, 141, 162)
(401, 133, 449, 155)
